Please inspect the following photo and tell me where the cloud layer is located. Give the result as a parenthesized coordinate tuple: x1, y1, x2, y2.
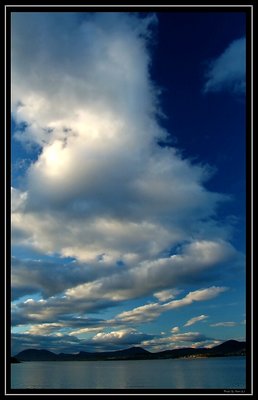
(12, 327, 219, 355)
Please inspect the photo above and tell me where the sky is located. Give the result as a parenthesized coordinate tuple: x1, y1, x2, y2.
(10, 9, 248, 355)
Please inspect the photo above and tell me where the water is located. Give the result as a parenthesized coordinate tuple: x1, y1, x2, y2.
(11, 357, 246, 390)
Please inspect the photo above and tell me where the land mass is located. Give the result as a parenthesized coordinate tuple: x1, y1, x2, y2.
(13, 340, 246, 362)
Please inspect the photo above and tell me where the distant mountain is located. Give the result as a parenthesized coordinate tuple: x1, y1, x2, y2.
(105, 346, 150, 359)
(156, 347, 209, 359)
(209, 340, 246, 356)
(15, 346, 151, 362)
(14, 340, 246, 362)
(157, 340, 246, 359)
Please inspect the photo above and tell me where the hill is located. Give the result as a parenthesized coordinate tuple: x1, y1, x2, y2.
(14, 340, 246, 362)
(209, 340, 246, 356)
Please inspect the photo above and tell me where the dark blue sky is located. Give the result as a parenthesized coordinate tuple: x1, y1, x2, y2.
(150, 11, 246, 252)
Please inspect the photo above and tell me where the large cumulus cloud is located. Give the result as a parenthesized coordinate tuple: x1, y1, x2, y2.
(11, 12, 236, 267)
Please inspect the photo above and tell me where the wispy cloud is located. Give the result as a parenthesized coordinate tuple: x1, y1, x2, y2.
(204, 37, 246, 94)
(154, 289, 182, 302)
(210, 321, 237, 327)
(115, 287, 227, 324)
(184, 314, 208, 327)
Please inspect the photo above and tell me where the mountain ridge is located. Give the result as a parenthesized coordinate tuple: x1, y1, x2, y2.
(13, 340, 246, 362)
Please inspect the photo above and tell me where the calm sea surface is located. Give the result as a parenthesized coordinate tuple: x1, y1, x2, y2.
(11, 356, 246, 390)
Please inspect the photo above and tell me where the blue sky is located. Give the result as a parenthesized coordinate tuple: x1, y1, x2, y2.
(11, 9, 247, 355)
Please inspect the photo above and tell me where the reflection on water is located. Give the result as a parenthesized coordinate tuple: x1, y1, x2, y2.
(11, 356, 246, 389)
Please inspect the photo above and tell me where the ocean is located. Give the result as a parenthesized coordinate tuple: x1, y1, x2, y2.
(11, 356, 246, 391)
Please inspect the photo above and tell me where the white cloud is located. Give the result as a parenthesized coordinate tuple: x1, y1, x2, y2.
(184, 314, 208, 327)
(168, 332, 210, 343)
(11, 295, 116, 327)
(90, 328, 153, 349)
(11, 237, 239, 319)
(69, 327, 104, 337)
(11, 12, 235, 270)
(210, 321, 237, 327)
(163, 286, 228, 311)
(12, 285, 227, 329)
(93, 329, 134, 342)
(24, 323, 64, 336)
(63, 241, 235, 304)
(11, 256, 120, 300)
(154, 289, 182, 302)
(22, 322, 104, 338)
(114, 302, 161, 323)
(115, 286, 227, 324)
(171, 326, 180, 333)
(204, 37, 246, 94)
